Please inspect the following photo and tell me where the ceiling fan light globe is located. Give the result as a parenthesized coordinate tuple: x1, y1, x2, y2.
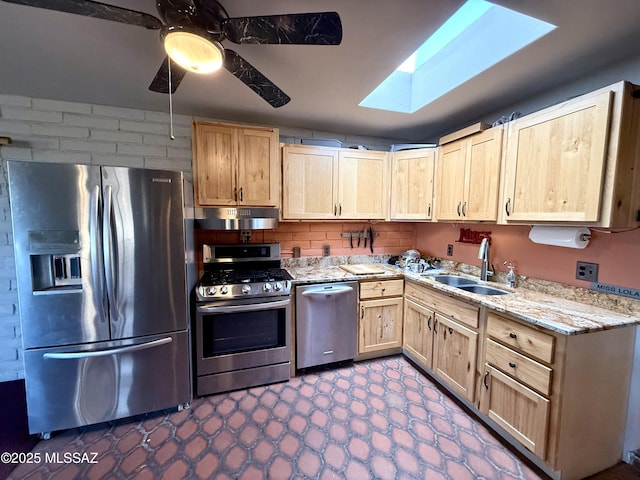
(163, 31, 224, 74)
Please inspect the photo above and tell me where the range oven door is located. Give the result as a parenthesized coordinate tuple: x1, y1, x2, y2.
(195, 297, 291, 376)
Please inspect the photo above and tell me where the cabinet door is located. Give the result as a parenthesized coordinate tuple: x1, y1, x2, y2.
(338, 150, 388, 219)
(237, 128, 279, 206)
(282, 145, 338, 219)
(402, 298, 434, 368)
(464, 128, 503, 221)
(433, 313, 478, 401)
(390, 148, 435, 220)
(435, 140, 467, 220)
(502, 90, 612, 222)
(358, 297, 403, 354)
(193, 123, 237, 206)
(479, 365, 550, 458)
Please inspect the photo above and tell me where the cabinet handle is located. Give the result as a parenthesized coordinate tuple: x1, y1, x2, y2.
(339, 203, 342, 216)
(427, 203, 431, 217)
(240, 187, 243, 202)
(427, 316, 432, 331)
(233, 187, 238, 202)
(361, 306, 364, 319)
(483, 371, 490, 389)
(457, 201, 462, 217)
(509, 332, 517, 339)
(334, 204, 338, 216)
(461, 202, 467, 217)
(448, 327, 453, 335)
(509, 362, 516, 368)
(505, 198, 511, 217)
(433, 318, 438, 334)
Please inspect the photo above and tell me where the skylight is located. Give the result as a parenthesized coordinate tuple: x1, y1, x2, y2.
(359, 0, 556, 113)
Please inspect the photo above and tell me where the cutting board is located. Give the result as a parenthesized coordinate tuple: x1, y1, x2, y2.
(340, 264, 386, 275)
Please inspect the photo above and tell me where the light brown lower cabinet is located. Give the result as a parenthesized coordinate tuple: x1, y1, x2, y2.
(479, 364, 550, 458)
(402, 281, 479, 402)
(433, 313, 478, 401)
(402, 281, 636, 480)
(478, 311, 635, 480)
(402, 298, 435, 367)
(358, 279, 404, 356)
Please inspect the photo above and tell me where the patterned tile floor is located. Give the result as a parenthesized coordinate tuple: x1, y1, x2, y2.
(8, 356, 547, 480)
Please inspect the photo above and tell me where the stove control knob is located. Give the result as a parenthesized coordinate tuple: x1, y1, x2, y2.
(274, 282, 282, 291)
(220, 285, 228, 295)
(241, 285, 251, 294)
(263, 283, 272, 293)
(206, 286, 217, 296)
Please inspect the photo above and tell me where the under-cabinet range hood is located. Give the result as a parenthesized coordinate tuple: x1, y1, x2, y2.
(194, 207, 279, 230)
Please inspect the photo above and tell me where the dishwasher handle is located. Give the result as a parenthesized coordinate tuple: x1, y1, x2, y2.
(301, 285, 354, 297)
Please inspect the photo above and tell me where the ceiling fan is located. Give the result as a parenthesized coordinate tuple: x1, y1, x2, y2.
(1, 0, 343, 108)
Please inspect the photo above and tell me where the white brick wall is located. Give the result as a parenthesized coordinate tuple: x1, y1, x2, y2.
(0, 94, 405, 382)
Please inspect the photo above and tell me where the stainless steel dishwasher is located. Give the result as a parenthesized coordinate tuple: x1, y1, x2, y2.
(295, 281, 358, 369)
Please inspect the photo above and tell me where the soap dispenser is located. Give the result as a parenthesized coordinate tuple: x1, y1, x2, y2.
(504, 261, 516, 288)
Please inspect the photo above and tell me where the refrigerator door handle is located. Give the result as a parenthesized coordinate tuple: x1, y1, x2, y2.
(90, 184, 107, 322)
(102, 185, 117, 321)
(42, 337, 173, 360)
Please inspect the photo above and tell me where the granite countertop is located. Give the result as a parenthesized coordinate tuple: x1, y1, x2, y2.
(287, 264, 403, 284)
(285, 263, 640, 336)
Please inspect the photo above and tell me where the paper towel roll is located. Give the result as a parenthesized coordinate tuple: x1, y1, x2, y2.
(528, 226, 591, 249)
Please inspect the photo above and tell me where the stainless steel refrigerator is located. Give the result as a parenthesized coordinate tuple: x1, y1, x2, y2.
(8, 161, 192, 437)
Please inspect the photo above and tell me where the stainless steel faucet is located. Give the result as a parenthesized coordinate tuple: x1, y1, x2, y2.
(478, 237, 493, 281)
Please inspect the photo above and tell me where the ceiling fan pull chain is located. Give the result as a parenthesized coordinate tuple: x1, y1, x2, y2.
(168, 57, 175, 140)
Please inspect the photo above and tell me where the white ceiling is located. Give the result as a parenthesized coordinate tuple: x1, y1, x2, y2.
(2, 0, 640, 142)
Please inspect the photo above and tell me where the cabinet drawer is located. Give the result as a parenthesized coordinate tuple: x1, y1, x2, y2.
(487, 313, 555, 364)
(415, 287, 479, 329)
(404, 281, 430, 302)
(404, 281, 478, 328)
(485, 338, 552, 396)
(360, 279, 404, 299)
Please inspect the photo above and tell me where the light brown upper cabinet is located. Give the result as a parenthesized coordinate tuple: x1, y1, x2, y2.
(282, 144, 388, 220)
(435, 125, 503, 222)
(389, 148, 436, 220)
(500, 81, 640, 227)
(192, 121, 279, 207)
(281, 144, 337, 219)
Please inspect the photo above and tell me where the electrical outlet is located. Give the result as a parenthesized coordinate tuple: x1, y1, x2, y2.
(447, 244, 454, 256)
(323, 245, 330, 257)
(576, 261, 599, 282)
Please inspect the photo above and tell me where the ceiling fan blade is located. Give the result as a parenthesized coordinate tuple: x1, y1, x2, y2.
(223, 49, 290, 108)
(1, 0, 162, 29)
(222, 12, 342, 45)
(149, 57, 188, 94)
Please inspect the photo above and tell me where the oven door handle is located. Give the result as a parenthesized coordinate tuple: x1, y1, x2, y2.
(198, 299, 290, 314)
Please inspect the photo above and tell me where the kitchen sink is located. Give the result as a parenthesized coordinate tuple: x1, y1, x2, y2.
(423, 274, 510, 295)
(425, 275, 479, 286)
(457, 285, 510, 296)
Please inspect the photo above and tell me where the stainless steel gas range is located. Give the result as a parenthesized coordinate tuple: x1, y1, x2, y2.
(194, 243, 292, 396)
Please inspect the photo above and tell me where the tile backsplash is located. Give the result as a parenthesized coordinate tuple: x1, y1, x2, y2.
(195, 221, 417, 259)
